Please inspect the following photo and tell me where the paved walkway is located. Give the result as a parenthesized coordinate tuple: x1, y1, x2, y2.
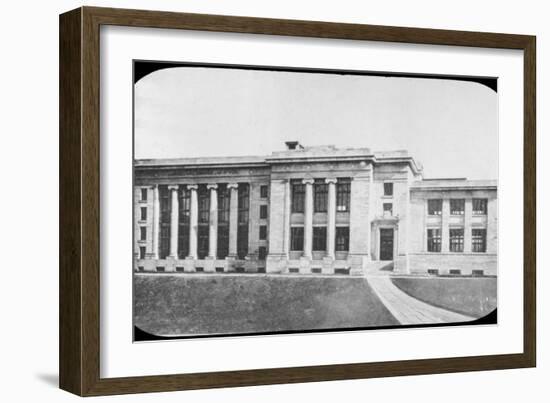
(366, 268, 474, 325)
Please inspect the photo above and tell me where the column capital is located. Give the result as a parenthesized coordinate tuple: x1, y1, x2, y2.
(206, 183, 218, 190)
(227, 183, 239, 189)
(187, 184, 199, 191)
(302, 178, 315, 185)
(325, 178, 338, 184)
(167, 184, 179, 191)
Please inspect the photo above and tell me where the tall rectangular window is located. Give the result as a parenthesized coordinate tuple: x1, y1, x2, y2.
(290, 227, 304, 251)
(217, 185, 230, 259)
(139, 246, 146, 260)
(198, 226, 209, 259)
(450, 199, 465, 215)
(314, 180, 328, 213)
(217, 226, 229, 259)
(473, 198, 488, 215)
(198, 185, 210, 224)
(237, 183, 249, 259)
(336, 180, 350, 212)
(238, 183, 249, 225)
(427, 199, 442, 215)
(313, 227, 327, 251)
(383, 203, 393, 216)
(140, 206, 147, 221)
(260, 185, 268, 198)
(472, 228, 487, 252)
(159, 185, 171, 259)
(384, 182, 394, 196)
(140, 188, 147, 201)
(217, 184, 230, 225)
(449, 228, 464, 252)
(178, 187, 190, 259)
(260, 205, 268, 219)
(259, 225, 267, 240)
(427, 228, 441, 252)
(335, 227, 350, 251)
(292, 182, 305, 213)
(139, 226, 146, 241)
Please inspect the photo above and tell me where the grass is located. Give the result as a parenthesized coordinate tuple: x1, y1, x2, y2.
(134, 274, 398, 336)
(390, 277, 497, 318)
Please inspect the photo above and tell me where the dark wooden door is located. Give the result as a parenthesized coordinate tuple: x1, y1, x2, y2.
(380, 228, 394, 260)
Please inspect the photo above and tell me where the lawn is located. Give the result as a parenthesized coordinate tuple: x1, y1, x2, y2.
(390, 277, 497, 318)
(134, 274, 398, 336)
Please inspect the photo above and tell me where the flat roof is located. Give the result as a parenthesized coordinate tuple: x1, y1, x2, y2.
(135, 146, 423, 174)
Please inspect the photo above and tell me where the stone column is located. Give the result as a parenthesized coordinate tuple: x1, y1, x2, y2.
(266, 179, 287, 273)
(168, 185, 179, 258)
(227, 183, 239, 258)
(303, 178, 314, 258)
(152, 185, 160, 259)
(325, 178, 337, 259)
(464, 198, 472, 253)
(207, 184, 218, 258)
(441, 199, 450, 252)
(187, 184, 198, 259)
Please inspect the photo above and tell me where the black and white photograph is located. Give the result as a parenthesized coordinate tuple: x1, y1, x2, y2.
(132, 61, 498, 340)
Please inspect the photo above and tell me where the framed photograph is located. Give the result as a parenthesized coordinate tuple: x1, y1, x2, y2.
(59, 6, 536, 396)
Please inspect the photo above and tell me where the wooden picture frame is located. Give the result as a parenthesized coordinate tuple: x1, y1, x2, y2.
(59, 6, 536, 396)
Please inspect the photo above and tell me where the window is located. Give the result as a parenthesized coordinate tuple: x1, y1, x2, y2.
(335, 227, 350, 251)
(217, 226, 229, 259)
(384, 182, 393, 196)
(292, 183, 305, 213)
(140, 206, 147, 221)
(314, 180, 328, 212)
(259, 225, 267, 240)
(258, 246, 267, 260)
(427, 228, 441, 252)
(450, 199, 465, 215)
(473, 198, 488, 215)
(313, 227, 327, 251)
(260, 205, 268, 219)
(290, 227, 304, 251)
(159, 226, 170, 259)
(427, 199, 442, 215)
(198, 226, 209, 259)
(237, 183, 249, 259)
(472, 228, 487, 252)
(139, 246, 146, 259)
(139, 226, 146, 241)
(140, 188, 147, 201)
(449, 228, 464, 252)
(238, 183, 249, 225)
(336, 180, 350, 212)
(260, 185, 268, 198)
(178, 187, 190, 258)
(198, 186, 210, 224)
(159, 185, 171, 259)
(217, 185, 230, 224)
(217, 185, 230, 259)
(383, 203, 393, 216)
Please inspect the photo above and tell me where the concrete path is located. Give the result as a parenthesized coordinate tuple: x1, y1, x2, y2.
(366, 275, 475, 325)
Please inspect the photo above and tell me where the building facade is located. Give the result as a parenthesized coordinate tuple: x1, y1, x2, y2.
(134, 142, 497, 276)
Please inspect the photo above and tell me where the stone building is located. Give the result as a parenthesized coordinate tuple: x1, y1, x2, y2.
(134, 142, 497, 276)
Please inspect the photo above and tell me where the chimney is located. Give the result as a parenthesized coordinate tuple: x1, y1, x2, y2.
(285, 141, 304, 150)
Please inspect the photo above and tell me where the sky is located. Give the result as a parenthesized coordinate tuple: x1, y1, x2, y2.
(134, 66, 498, 180)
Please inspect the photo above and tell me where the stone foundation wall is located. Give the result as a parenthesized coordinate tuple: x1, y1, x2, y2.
(408, 253, 497, 276)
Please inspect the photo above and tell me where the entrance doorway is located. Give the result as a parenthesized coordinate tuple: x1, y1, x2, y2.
(380, 228, 394, 260)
